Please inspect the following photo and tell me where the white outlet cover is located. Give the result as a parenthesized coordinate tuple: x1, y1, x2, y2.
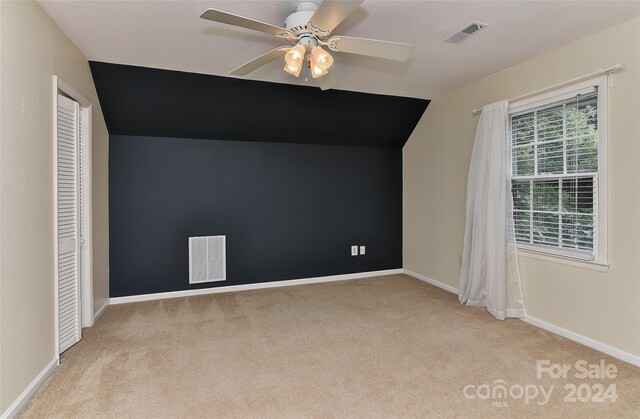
(351, 246, 358, 256)
(359, 246, 366, 255)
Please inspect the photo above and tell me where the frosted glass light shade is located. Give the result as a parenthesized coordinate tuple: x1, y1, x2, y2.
(284, 44, 306, 77)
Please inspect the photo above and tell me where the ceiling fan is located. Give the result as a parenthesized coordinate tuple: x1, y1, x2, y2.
(200, 0, 413, 90)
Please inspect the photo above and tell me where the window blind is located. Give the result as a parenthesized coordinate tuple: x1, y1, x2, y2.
(509, 88, 599, 260)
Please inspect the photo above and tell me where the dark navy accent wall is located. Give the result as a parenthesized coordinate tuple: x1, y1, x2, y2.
(90, 61, 429, 148)
(109, 135, 402, 297)
(94, 61, 428, 297)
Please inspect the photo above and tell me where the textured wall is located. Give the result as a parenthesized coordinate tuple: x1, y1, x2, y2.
(0, 1, 109, 412)
(109, 135, 402, 297)
(404, 17, 640, 357)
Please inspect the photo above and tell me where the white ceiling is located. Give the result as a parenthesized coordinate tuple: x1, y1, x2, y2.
(38, 0, 639, 99)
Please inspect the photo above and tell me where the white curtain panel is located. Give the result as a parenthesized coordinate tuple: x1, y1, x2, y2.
(458, 101, 527, 320)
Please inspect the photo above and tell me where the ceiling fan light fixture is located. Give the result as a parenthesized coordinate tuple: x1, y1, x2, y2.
(284, 44, 306, 77)
(311, 65, 327, 78)
(311, 46, 333, 71)
(309, 54, 329, 79)
(284, 62, 303, 77)
(286, 44, 305, 62)
(200, 0, 415, 89)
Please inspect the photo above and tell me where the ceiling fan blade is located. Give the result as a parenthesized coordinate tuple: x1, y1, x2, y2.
(308, 0, 364, 35)
(327, 36, 413, 61)
(230, 47, 290, 76)
(316, 70, 337, 91)
(200, 9, 289, 37)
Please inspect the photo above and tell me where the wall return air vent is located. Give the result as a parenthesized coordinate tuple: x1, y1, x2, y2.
(189, 235, 226, 284)
(445, 22, 487, 44)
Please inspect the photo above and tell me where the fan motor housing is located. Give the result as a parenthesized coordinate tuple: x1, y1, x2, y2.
(297, 35, 318, 51)
(284, 1, 319, 37)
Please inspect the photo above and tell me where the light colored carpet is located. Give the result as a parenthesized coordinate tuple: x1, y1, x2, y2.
(20, 274, 640, 418)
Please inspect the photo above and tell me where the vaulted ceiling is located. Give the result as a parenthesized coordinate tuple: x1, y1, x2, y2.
(90, 61, 428, 147)
(39, 1, 639, 99)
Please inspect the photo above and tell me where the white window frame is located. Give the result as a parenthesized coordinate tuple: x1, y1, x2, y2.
(508, 75, 608, 269)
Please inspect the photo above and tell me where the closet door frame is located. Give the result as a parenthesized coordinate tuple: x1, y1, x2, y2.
(53, 76, 94, 360)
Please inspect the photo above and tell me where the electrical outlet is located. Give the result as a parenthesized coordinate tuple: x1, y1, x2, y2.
(351, 246, 358, 256)
(359, 246, 366, 255)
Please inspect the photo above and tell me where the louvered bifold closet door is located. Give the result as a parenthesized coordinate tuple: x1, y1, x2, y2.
(57, 94, 82, 354)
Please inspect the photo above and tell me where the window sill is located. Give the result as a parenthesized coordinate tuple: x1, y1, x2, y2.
(517, 248, 609, 272)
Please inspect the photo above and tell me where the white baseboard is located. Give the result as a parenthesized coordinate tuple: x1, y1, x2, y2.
(403, 269, 460, 294)
(522, 316, 640, 367)
(109, 269, 404, 304)
(93, 300, 109, 323)
(402, 269, 640, 367)
(0, 357, 57, 419)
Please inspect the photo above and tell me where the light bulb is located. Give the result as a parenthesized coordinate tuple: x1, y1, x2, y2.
(285, 44, 305, 64)
(311, 46, 334, 71)
(311, 64, 327, 78)
(284, 62, 302, 77)
(309, 53, 329, 79)
(283, 44, 306, 77)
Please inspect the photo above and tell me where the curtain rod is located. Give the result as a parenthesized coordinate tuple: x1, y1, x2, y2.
(472, 63, 622, 114)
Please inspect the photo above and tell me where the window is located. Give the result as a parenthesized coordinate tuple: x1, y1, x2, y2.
(509, 78, 607, 262)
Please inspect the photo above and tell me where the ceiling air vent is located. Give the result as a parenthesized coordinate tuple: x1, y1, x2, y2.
(445, 22, 487, 44)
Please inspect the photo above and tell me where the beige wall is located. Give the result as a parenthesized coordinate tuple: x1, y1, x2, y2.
(404, 17, 640, 358)
(0, 1, 109, 411)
